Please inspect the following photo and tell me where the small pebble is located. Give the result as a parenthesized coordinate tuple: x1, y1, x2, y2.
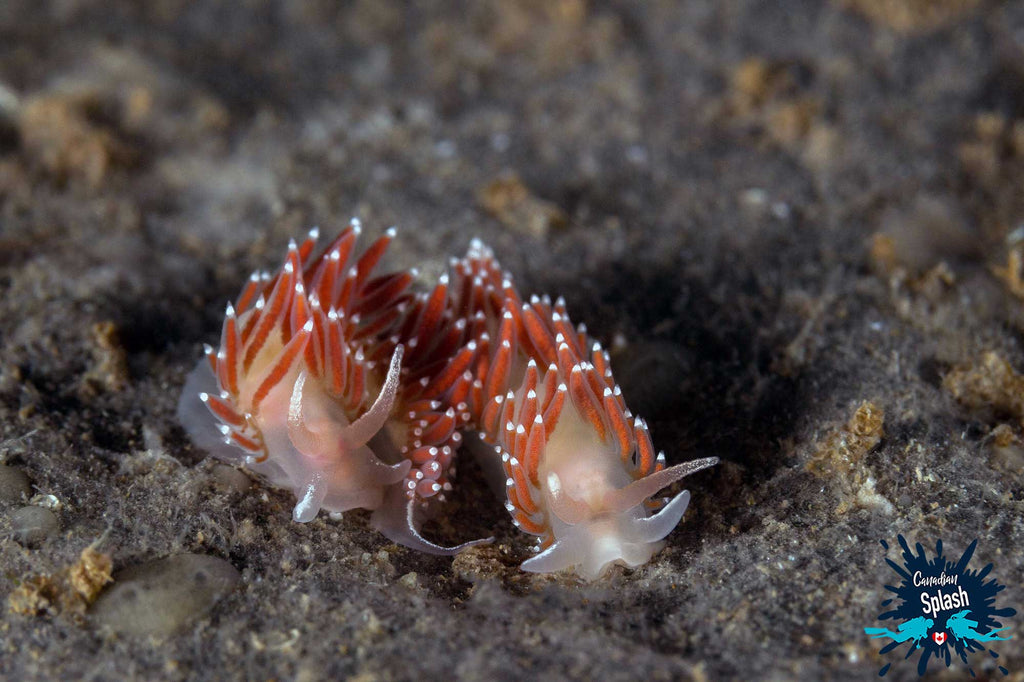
(90, 554, 240, 638)
(0, 464, 32, 504)
(210, 464, 251, 494)
(9, 506, 59, 546)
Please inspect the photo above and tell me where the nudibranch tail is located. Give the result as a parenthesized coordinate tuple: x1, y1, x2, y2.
(178, 221, 421, 524)
(371, 485, 493, 555)
(458, 241, 719, 579)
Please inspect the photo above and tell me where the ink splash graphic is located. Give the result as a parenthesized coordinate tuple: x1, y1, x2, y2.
(864, 535, 1015, 677)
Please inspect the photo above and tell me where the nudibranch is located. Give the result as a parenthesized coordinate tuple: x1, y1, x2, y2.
(177, 223, 717, 572)
(456, 241, 719, 580)
(177, 221, 487, 553)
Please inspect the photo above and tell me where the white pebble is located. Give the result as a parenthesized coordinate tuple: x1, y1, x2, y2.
(90, 554, 240, 638)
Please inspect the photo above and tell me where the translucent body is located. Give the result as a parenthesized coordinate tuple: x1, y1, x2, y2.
(177, 225, 487, 553)
(458, 242, 719, 579)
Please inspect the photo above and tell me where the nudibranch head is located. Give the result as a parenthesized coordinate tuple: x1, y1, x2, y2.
(459, 245, 719, 580)
(178, 222, 416, 523)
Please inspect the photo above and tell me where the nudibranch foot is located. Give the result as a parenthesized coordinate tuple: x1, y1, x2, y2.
(520, 509, 670, 581)
(370, 485, 493, 555)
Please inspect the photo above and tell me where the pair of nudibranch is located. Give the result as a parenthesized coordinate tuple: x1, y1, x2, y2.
(178, 221, 718, 580)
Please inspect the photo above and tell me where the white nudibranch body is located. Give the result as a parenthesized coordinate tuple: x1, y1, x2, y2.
(177, 224, 412, 523)
(456, 241, 718, 580)
(177, 223, 489, 553)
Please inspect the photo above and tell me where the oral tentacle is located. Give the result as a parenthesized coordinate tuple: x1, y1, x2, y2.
(520, 535, 584, 574)
(603, 458, 719, 513)
(287, 370, 331, 456)
(292, 469, 328, 522)
(343, 344, 404, 448)
(629, 489, 692, 544)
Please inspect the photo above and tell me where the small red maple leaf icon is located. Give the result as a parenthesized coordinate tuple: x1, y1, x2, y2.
(932, 631, 947, 645)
